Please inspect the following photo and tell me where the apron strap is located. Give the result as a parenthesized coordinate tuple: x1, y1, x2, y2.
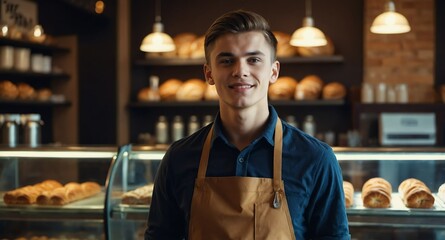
(197, 124, 214, 179)
(273, 119, 283, 192)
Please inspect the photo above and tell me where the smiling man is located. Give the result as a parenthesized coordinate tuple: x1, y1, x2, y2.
(145, 10, 350, 240)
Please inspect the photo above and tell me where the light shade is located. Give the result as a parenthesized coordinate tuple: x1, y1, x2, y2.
(290, 17, 327, 47)
(370, 1, 411, 34)
(140, 22, 176, 53)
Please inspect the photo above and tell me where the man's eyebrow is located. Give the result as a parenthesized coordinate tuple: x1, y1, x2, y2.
(216, 51, 266, 58)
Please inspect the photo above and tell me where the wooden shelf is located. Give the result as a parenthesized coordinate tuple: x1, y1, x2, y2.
(0, 70, 70, 81)
(0, 38, 70, 53)
(0, 99, 71, 107)
(134, 55, 344, 67)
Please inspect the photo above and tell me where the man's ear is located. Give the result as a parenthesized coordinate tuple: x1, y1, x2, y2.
(204, 64, 215, 85)
(270, 60, 280, 84)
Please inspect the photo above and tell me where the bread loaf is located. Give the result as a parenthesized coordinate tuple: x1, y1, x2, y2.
(322, 82, 347, 100)
(122, 184, 155, 205)
(268, 76, 298, 100)
(273, 31, 298, 57)
(295, 75, 324, 100)
(0, 80, 19, 100)
(36, 181, 101, 206)
(343, 181, 354, 208)
(176, 78, 206, 101)
(4, 180, 63, 205)
(361, 177, 392, 208)
(398, 178, 434, 208)
(173, 32, 197, 58)
(36, 88, 52, 101)
(17, 82, 36, 100)
(189, 35, 205, 59)
(159, 78, 183, 101)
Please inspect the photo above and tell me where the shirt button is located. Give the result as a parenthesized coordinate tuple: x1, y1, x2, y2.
(238, 158, 244, 163)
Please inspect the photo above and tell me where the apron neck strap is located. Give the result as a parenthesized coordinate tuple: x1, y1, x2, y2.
(198, 118, 283, 189)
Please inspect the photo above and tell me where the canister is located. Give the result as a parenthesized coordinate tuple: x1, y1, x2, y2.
(23, 114, 43, 147)
(1, 114, 20, 147)
(0, 46, 14, 69)
(14, 47, 31, 71)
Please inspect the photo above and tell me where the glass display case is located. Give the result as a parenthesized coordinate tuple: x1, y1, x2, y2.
(0, 146, 116, 240)
(105, 145, 445, 240)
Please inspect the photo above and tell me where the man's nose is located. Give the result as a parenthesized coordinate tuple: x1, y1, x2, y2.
(232, 60, 249, 78)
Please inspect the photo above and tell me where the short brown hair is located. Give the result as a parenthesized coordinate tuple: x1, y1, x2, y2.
(204, 10, 278, 63)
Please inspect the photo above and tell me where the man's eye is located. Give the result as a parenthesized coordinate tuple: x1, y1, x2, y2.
(219, 58, 233, 65)
(248, 57, 261, 63)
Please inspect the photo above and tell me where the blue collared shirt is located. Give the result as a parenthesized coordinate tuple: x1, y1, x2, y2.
(146, 106, 350, 240)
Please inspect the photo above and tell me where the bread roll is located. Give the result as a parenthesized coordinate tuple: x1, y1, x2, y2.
(295, 75, 324, 100)
(159, 78, 183, 101)
(398, 178, 434, 208)
(137, 87, 150, 101)
(122, 184, 155, 205)
(36, 88, 52, 101)
(37, 181, 101, 206)
(17, 82, 36, 100)
(268, 76, 298, 100)
(176, 78, 206, 101)
(173, 32, 197, 58)
(273, 31, 298, 57)
(322, 82, 347, 100)
(343, 181, 354, 208)
(361, 177, 392, 208)
(189, 35, 205, 59)
(204, 83, 219, 101)
(0, 80, 19, 100)
(297, 36, 335, 57)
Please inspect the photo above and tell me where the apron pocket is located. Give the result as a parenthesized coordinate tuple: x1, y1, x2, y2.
(254, 202, 295, 240)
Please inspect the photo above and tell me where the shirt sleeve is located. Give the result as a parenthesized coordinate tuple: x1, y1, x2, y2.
(145, 150, 185, 240)
(306, 146, 351, 240)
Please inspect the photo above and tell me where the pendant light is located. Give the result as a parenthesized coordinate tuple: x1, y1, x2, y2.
(290, 0, 327, 47)
(370, 0, 411, 34)
(140, 0, 175, 53)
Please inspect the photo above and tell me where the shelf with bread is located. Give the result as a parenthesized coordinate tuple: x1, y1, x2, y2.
(0, 37, 70, 54)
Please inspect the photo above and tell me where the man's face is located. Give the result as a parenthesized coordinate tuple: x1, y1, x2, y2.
(204, 31, 279, 109)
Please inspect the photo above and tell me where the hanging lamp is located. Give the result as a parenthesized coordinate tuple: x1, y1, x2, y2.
(140, 0, 175, 52)
(290, 0, 327, 47)
(370, 0, 411, 34)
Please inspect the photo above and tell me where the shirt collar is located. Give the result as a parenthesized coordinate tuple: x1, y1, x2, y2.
(212, 105, 278, 147)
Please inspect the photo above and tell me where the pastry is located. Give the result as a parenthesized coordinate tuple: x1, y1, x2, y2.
(159, 78, 183, 101)
(36, 88, 52, 101)
(343, 181, 354, 208)
(398, 178, 434, 208)
(189, 35, 205, 59)
(361, 177, 392, 208)
(322, 82, 347, 100)
(4, 180, 63, 205)
(268, 76, 298, 100)
(176, 78, 206, 101)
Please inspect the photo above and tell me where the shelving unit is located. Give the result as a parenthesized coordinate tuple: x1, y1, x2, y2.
(0, 36, 78, 144)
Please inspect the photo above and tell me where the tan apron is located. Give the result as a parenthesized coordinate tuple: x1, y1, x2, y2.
(188, 119, 296, 240)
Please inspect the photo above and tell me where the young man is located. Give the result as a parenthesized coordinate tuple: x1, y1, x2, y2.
(145, 10, 350, 239)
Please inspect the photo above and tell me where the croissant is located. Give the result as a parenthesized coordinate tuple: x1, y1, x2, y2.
(343, 181, 354, 208)
(4, 180, 62, 205)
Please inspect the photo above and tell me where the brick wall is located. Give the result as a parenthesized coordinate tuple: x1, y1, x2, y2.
(364, 0, 435, 102)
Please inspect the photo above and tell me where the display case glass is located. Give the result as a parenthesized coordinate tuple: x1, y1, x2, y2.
(0, 146, 116, 240)
(105, 145, 445, 240)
